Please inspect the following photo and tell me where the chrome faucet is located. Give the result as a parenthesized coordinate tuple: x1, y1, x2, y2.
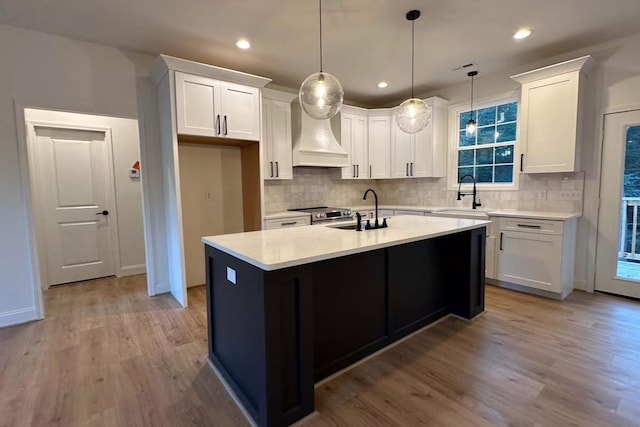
(363, 188, 387, 229)
(457, 174, 482, 210)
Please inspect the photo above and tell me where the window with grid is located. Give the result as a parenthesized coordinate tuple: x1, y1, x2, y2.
(457, 101, 518, 184)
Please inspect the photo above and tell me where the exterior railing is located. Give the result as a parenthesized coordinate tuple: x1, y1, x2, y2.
(620, 198, 640, 261)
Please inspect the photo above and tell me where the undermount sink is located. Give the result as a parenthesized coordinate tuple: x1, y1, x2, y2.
(428, 209, 490, 220)
(327, 223, 359, 230)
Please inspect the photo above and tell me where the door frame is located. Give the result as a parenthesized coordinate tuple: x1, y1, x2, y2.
(592, 105, 640, 295)
(14, 105, 129, 319)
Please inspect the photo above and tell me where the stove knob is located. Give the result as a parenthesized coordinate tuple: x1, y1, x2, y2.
(316, 213, 323, 219)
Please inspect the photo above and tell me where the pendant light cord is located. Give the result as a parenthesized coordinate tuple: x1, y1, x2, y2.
(411, 18, 415, 98)
(470, 73, 474, 113)
(319, 0, 323, 72)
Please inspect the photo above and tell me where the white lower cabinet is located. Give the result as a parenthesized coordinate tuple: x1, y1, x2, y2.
(264, 215, 310, 229)
(494, 217, 577, 299)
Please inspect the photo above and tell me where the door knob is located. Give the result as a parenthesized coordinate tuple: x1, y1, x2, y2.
(96, 210, 109, 216)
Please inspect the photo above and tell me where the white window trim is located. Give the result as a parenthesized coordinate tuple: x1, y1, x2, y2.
(447, 91, 521, 191)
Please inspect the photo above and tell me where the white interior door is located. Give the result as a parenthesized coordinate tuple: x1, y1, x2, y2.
(596, 110, 640, 298)
(34, 126, 115, 286)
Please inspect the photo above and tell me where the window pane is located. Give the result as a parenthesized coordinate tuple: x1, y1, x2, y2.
(477, 126, 496, 145)
(458, 150, 474, 166)
(478, 106, 496, 127)
(459, 130, 475, 147)
(495, 165, 513, 183)
(476, 148, 494, 166)
(476, 166, 493, 183)
(458, 167, 474, 183)
(459, 111, 476, 130)
(497, 123, 517, 143)
(497, 102, 518, 123)
(495, 145, 514, 164)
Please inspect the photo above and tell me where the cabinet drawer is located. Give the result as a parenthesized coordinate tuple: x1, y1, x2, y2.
(265, 216, 310, 229)
(499, 217, 563, 235)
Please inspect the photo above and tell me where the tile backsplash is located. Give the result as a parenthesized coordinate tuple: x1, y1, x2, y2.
(264, 168, 584, 213)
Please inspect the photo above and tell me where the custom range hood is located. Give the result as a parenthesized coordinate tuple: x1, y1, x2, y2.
(291, 101, 348, 167)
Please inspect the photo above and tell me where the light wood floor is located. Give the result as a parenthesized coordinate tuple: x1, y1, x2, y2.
(2, 276, 640, 427)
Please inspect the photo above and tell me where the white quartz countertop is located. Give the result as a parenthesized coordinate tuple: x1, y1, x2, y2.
(203, 215, 490, 271)
(264, 211, 312, 220)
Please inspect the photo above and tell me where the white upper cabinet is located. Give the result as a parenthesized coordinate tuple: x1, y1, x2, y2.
(175, 71, 260, 141)
(511, 56, 593, 174)
(340, 106, 368, 179)
(390, 96, 448, 178)
(367, 111, 391, 179)
(262, 89, 296, 180)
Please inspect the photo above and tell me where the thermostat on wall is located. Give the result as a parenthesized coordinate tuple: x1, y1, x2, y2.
(129, 168, 140, 179)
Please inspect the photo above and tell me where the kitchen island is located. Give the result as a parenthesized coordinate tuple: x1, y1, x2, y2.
(202, 215, 488, 427)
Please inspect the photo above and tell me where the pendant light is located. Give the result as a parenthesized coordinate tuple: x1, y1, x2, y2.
(466, 71, 478, 135)
(396, 10, 431, 134)
(299, 0, 344, 120)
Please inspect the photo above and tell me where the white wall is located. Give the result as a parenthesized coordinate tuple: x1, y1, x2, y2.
(179, 144, 244, 287)
(0, 24, 159, 327)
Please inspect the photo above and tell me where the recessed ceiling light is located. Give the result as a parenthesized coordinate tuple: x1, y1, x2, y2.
(377, 81, 388, 88)
(236, 39, 251, 49)
(513, 28, 533, 40)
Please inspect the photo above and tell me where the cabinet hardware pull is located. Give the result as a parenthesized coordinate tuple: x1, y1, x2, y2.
(499, 232, 504, 250)
(275, 161, 279, 178)
(410, 162, 414, 176)
(356, 164, 359, 178)
(406, 163, 409, 176)
(370, 165, 372, 178)
(270, 161, 274, 177)
(281, 221, 297, 226)
(96, 210, 109, 216)
(216, 115, 221, 135)
(520, 154, 524, 172)
(353, 165, 356, 178)
(517, 223, 542, 229)
(223, 115, 228, 135)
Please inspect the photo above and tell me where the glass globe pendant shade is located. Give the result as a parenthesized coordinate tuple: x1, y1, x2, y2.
(396, 98, 431, 134)
(299, 72, 344, 120)
(466, 118, 477, 135)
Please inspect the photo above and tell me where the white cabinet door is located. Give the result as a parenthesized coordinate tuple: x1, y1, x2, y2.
(497, 230, 563, 293)
(390, 118, 413, 178)
(264, 216, 310, 229)
(368, 115, 391, 179)
(220, 81, 260, 141)
(520, 73, 580, 173)
(342, 113, 369, 179)
(352, 116, 368, 179)
(269, 99, 293, 179)
(412, 124, 433, 177)
(262, 99, 274, 178)
(485, 236, 497, 280)
(175, 72, 221, 137)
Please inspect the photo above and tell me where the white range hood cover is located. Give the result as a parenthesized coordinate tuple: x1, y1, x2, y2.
(291, 101, 348, 168)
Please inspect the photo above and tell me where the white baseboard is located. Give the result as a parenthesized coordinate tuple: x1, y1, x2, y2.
(119, 264, 146, 277)
(0, 307, 37, 328)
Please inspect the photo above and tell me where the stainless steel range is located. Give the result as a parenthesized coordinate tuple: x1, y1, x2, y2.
(289, 206, 353, 224)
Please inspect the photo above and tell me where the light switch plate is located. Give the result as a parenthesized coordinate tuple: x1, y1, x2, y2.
(226, 267, 237, 284)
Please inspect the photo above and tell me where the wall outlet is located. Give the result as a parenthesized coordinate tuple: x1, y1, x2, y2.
(536, 190, 547, 200)
(205, 192, 212, 201)
(560, 190, 582, 201)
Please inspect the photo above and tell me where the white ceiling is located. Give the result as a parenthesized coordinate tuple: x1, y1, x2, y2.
(2, 0, 640, 106)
